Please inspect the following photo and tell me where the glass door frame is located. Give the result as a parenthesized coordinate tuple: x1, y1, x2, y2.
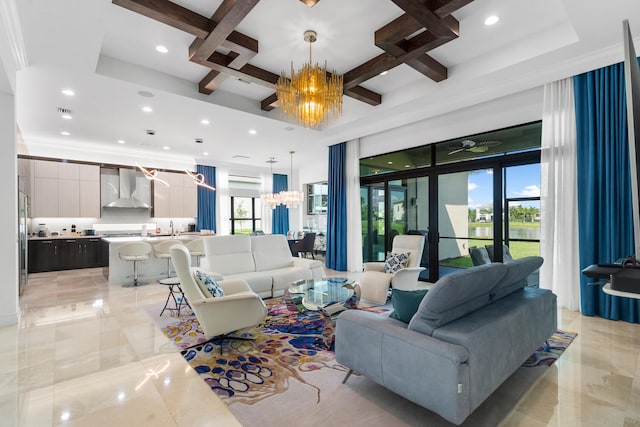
(361, 150, 540, 281)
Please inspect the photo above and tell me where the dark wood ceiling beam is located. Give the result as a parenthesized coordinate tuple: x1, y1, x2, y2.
(189, 0, 260, 63)
(343, 53, 396, 89)
(199, 70, 228, 94)
(112, 1, 258, 58)
(375, 14, 423, 47)
(375, 0, 469, 46)
(426, 0, 474, 18)
(344, 86, 382, 106)
(407, 56, 447, 81)
(373, 0, 465, 81)
(261, 93, 279, 111)
(192, 52, 280, 88)
(347, 25, 454, 87)
(390, 0, 458, 38)
(112, 0, 211, 38)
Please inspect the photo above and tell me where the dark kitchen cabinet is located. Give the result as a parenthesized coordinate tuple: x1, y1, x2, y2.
(58, 239, 82, 270)
(29, 238, 108, 273)
(28, 240, 59, 272)
(84, 238, 108, 268)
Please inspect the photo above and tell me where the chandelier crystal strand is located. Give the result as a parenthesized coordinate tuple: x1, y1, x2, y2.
(275, 30, 343, 129)
(278, 151, 303, 208)
(261, 157, 280, 209)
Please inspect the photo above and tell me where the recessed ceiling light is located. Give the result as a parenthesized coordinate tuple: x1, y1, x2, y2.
(387, 161, 393, 164)
(61, 114, 72, 120)
(60, 131, 70, 136)
(155, 45, 168, 54)
(163, 146, 170, 150)
(200, 119, 210, 125)
(248, 129, 257, 135)
(203, 152, 209, 156)
(61, 89, 75, 96)
(405, 164, 411, 168)
(379, 71, 388, 76)
(141, 106, 153, 113)
(484, 15, 499, 26)
(117, 139, 126, 144)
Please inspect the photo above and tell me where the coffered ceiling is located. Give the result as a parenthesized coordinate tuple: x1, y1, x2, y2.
(6, 0, 640, 170)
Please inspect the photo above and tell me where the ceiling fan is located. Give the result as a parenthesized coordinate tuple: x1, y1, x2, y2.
(448, 139, 502, 155)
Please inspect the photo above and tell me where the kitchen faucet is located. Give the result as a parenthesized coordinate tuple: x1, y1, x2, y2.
(170, 219, 174, 236)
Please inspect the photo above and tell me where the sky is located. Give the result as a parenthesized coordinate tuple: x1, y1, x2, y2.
(467, 164, 540, 208)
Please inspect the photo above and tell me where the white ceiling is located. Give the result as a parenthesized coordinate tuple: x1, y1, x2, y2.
(7, 0, 640, 171)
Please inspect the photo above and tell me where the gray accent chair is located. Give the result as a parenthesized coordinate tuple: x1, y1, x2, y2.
(336, 256, 555, 425)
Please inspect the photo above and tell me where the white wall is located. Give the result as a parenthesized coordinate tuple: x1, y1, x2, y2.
(0, 91, 19, 326)
(359, 87, 544, 158)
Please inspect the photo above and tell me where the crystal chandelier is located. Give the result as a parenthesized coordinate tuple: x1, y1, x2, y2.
(275, 30, 343, 129)
(261, 152, 304, 209)
(261, 157, 281, 209)
(278, 151, 304, 208)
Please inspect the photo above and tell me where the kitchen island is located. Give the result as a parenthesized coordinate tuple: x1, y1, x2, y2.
(103, 235, 200, 284)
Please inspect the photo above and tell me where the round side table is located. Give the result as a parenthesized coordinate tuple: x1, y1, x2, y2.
(158, 277, 191, 316)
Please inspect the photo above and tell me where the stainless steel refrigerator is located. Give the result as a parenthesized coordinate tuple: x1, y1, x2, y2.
(18, 190, 28, 295)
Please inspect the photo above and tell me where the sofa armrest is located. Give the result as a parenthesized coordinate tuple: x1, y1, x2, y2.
(292, 257, 323, 270)
(335, 309, 471, 425)
(336, 310, 469, 367)
(191, 291, 267, 338)
(217, 279, 253, 295)
(363, 262, 385, 272)
(391, 267, 425, 290)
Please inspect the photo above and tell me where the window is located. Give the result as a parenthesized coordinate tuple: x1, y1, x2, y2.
(360, 121, 542, 282)
(307, 182, 328, 214)
(230, 197, 262, 234)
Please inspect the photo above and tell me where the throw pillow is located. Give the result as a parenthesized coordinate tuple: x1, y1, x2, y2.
(195, 269, 225, 297)
(383, 251, 410, 274)
(469, 246, 491, 266)
(389, 288, 429, 323)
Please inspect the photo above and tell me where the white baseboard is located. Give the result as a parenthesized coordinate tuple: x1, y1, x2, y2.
(0, 309, 21, 327)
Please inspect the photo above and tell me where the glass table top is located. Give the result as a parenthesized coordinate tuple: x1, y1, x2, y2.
(288, 277, 354, 311)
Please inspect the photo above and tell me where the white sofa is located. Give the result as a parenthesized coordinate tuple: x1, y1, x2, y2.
(199, 234, 324, 298)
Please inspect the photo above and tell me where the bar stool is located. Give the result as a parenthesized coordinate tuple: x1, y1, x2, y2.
(153, 240, 184, 278)
(119, 242, 152, 288)
(185, 238, 205, 266)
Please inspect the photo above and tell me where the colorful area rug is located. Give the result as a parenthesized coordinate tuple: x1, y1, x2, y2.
(160, 294, 386, 405)
(155, 297, 576, 426)
(522, 330, 577, 367)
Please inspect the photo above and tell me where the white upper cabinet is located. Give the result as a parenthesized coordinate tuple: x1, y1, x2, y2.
(153, 171, 197, 218)
(31, 160, 100, 218)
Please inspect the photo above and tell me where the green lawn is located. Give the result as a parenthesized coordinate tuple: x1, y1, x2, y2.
(440, 239, 540, 268)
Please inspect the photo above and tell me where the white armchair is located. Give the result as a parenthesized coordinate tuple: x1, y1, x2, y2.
(360, 234, 426, 304)
(170, 245, 267, 344)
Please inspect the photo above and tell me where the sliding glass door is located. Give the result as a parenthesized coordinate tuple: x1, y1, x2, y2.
(438, 169, 494, 271)
(362, 178, 429, 273)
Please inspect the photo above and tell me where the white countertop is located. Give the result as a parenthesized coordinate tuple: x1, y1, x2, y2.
(102, 235, 197, 243)
(29, 235, 106, 240)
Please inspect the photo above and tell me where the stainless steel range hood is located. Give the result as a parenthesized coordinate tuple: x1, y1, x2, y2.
(103, 168, 151, 209)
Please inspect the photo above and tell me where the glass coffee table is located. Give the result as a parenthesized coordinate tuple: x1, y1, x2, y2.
(288, 277, 355, 313)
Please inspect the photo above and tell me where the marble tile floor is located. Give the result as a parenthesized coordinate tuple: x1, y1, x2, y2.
(0, 267, 638, 426)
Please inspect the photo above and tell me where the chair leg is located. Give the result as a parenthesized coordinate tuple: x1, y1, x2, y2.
(122, 259, 149, 288)
(342, 369, 355, 384)
(183, 332, 257, 354)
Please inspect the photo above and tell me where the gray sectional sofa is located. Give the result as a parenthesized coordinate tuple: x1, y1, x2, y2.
(335, 257, 556, 425)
